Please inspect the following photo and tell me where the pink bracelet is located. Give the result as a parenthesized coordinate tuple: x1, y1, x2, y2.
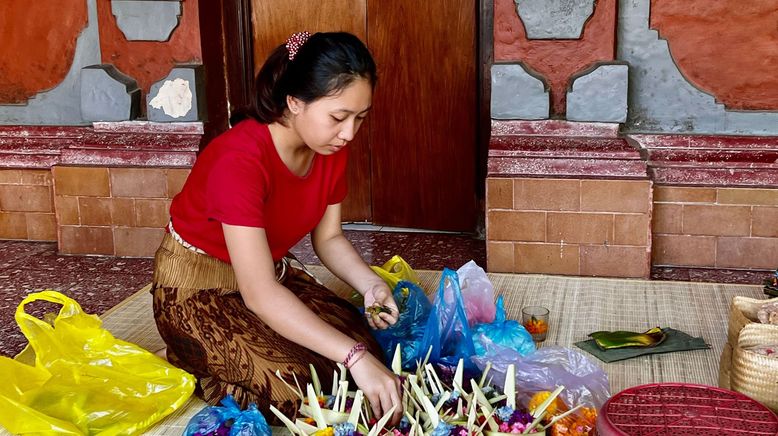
(343, 342, 367, 368)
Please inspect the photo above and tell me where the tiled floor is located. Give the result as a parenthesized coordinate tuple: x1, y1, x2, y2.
(0, 230, 486, 357)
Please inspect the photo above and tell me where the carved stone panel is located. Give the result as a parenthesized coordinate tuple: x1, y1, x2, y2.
(491, 63, 550, 120)
(514, 0, 595, 39)
(80, 65, 140, 122)
(146, 66, 205, 122)
(567, 64, 628, 123)
(111, 0, 181, 41)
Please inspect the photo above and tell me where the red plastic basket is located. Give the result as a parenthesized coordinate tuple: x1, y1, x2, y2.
(597, 383, 778, 435)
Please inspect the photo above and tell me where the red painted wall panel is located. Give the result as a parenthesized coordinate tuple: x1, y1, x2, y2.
(493, 0, 616, 116)
(0, 1, 88, 104)
(96, 0, 202, 105)
(651, 0, 778, 110)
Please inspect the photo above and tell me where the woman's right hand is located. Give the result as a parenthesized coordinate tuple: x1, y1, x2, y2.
(348, 351, 403, 426)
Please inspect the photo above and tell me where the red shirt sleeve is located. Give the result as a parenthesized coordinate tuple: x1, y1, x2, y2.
(205, 151, 269, 228)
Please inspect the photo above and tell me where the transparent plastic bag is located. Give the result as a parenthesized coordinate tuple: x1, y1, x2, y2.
(372, 280, 433, 369)
(472, 295, 536, 357)
(456, 260, 496, 326)
(370, 255, 420, 290)
(0, 290, 196, 435)
(185, 394, 271, 436)
(473, 342, 610, 410)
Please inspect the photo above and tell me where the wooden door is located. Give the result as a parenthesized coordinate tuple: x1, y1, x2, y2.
(249, 1, 477, 231)
(368, 1, 477, 231)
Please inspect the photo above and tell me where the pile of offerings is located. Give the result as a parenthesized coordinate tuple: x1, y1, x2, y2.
(270, 347, 596, 435)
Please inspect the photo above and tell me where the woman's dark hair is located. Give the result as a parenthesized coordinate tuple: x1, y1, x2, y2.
(231, 32, 376, 125)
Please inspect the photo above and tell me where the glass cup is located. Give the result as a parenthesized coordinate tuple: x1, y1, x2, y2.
(522, 306, 550, 342)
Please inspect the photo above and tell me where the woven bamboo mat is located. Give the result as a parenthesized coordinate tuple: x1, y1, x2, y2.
(1, 267, 766, 435)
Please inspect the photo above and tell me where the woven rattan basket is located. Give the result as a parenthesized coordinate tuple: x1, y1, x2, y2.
(719, 296, 778, 413)
(719, 296, 778, 389)
(730, 323, 778, 413)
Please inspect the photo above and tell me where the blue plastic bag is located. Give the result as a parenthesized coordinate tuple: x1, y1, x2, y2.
(372, 280, 433, 369)
(471, 295, 536, 357)
(184, 395, 271, 436)
(419, 268, 478, 370)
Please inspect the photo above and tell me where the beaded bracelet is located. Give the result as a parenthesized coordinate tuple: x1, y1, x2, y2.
(343, 342, 367, 369)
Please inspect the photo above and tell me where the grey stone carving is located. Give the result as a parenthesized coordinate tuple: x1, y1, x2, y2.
(515, 0, 596, 39)
(491, 63, 550, 120)
(146, 65, 205, 122)
(111, 0, 182, 42)
(567, 64, 629, 123)
(0, 0, 100, 125)
(617, 0, 778, 134)
(80, 65, 140, 122)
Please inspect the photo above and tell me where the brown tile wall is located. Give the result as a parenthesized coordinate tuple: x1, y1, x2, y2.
(486, 177, 652, 278)
(52, 166, 190, 256)
(652, 186, 778, 270)
(0, 169, 57, 241)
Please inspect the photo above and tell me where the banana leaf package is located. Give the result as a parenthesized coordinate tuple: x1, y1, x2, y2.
(574, 327, 710, 363)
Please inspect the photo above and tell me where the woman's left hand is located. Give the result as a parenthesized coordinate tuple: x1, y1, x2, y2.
(363, 282, 399, 329)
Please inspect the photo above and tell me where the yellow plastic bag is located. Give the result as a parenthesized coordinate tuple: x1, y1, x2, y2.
(0, 290, 196, 435)
(370, 255, 420, 289)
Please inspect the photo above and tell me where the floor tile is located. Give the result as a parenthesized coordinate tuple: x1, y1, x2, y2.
(0, 240, 56, 269)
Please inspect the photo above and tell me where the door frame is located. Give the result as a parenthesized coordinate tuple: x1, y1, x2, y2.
(198, 0, 256, 145)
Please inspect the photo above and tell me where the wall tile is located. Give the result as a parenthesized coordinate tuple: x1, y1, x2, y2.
(79, 197, 113, 226)
(682, 205, 751, 236)
(581, 180, 650, 213)
(717, 237, 778, 269)
(614, 214, 649, 246)
(54, 196, 80, 226)
(111, 198, 136, 227)
(135, 199, 171, 228)
(652, 203, 682, 234)
(717, 188, 778, 206)
(53, 167, 110, 197)
(514, 242, 579, 275)
(166, 168, 191, 199)
(487, 241, 515, 272)
(110, 168, 168, 198)
(652, 235, 716, 266)
(654, 186, 716, 203)
(580, 245, 649, 278)
(0, 212, 27, 239)
(487, 210, 546, 242)
(26, 213, 57, 241)
(0, 185, 52, 212)
(753, 207, 778, 238)
(0, 170, 22, 184)
(114, 227, 165, 257)
(20, 170, 52, 186)
(514, 178, 580, 211)
(486, 178, 514, 209)
(59, 226, 114, 255)
(547, 212, 613, 244)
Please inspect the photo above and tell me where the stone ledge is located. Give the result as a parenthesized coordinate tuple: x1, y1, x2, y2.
(651, 266, 772, 285)
(0, 123, 201, 169)
(492, 119, 620, 137)
(629, 134, 778, 188)
(489, 121, 647, 179)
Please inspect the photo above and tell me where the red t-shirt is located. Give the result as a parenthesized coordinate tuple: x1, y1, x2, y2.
(169, 119, 348, 263)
